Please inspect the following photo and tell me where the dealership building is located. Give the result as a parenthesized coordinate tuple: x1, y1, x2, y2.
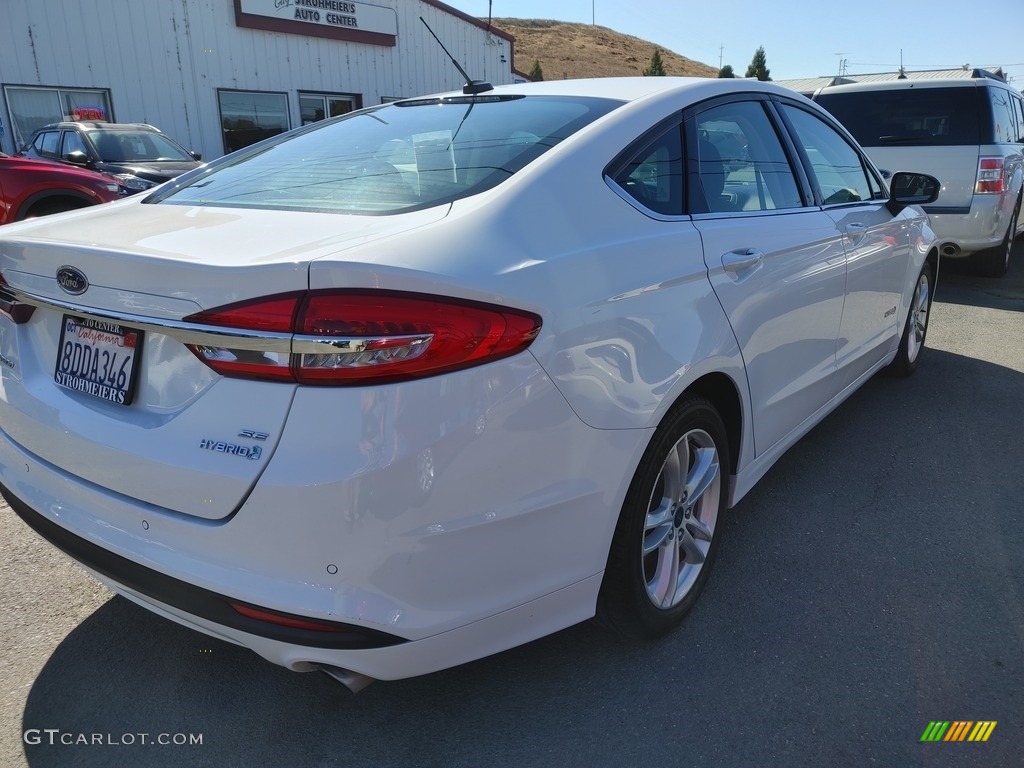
(0, 0, 516, 159)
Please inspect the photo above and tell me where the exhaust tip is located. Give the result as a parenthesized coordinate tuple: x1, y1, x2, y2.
(940, 242, 961, 257)
(316, 664, 376, 693)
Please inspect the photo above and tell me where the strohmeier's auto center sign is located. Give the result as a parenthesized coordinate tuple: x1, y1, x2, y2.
(235, 0, 399, 46)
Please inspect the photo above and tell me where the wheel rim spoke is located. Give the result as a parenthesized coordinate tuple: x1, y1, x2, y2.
(678, 525, 706, 566)
(662, 440, 687, 502)
(643, 502, 673, 555)
(686, 514, 713, 543)
(651, 532, 681, 607)
(685, 447, 719, 504)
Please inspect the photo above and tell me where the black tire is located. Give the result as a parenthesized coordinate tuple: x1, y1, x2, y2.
(885, 262, 933, 378)
(597, 396, 730, 639)
(972, 197, 1019, 278)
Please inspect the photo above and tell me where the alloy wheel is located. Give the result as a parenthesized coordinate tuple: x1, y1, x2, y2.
(641, 428, 721, 609)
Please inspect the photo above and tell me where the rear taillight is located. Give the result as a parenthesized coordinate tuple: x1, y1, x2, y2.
(183, 290, 541, 385)
(976, 156, 1005, 194)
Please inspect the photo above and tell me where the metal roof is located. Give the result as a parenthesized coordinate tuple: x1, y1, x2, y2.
(776, 67, 1007, 95)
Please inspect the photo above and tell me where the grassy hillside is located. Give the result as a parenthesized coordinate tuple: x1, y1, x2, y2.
(492, 18, 718, 80)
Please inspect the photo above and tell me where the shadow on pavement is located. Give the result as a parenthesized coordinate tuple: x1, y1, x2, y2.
(936, 238, 1024, 312)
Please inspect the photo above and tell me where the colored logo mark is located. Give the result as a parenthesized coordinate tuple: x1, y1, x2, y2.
(920, 721, 997, 742)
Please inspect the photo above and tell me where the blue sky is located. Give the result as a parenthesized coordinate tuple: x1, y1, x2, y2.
(441, 0, 1024, 87)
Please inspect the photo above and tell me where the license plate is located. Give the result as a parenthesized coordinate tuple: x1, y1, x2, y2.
(54, 315, 143, 405)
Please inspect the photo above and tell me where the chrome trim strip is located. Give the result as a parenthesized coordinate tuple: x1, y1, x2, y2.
(1, 285, 434, 357)
(291, 333, 432, 355)
(1, 285, 292, 353)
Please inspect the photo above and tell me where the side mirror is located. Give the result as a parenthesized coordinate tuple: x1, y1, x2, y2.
(887, 172, 940, 215)
(65, 150, 91, 167)
(190, 151, 202, 161)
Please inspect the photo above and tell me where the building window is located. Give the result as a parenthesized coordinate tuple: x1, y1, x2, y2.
(218, 90, 289, 154)
(298, 92, 360, 126)
(4, 85, 113, 150)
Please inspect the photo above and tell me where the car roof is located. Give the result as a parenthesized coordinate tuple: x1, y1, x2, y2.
(417, 76, 803, 104)
(815, 78, 1012, 95)
(37, 121, 163, 132)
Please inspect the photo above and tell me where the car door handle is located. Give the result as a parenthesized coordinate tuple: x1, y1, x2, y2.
(721, 248, 763, 273)
(845, 222, 867, 236)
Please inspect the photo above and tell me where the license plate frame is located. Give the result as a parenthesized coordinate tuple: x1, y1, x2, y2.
(54, 315, 144, 406)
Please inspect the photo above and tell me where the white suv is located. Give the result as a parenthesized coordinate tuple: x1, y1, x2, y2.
(814, 71, 1024, 276)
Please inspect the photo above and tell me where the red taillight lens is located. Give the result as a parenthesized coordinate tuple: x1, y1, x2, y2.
(976, 156, 1005, 194)
(183, 290, 541, 385)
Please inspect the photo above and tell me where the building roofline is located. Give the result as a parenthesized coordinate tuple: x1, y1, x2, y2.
(420, 0, 515, 43)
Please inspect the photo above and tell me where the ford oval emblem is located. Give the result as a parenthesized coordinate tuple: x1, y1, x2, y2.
(56, 266, 88, 295)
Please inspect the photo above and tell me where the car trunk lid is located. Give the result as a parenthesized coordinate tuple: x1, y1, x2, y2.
(0, 202, 449, 520)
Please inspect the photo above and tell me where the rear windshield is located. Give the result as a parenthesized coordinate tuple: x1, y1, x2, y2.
(153, 95, 621, 215)
(815, 87, 989, 147)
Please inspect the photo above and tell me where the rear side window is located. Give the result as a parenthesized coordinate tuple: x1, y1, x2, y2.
(691, 100, 803, 213)
(33, 131, 59, 157)
(1012, 95, 1024, 142)
(987, 87, 1020, 144)
(816, 87, 986, 147)
(611, 123, 684, 215)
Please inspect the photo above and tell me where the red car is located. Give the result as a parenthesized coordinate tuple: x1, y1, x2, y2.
(0, 152, 123, 224)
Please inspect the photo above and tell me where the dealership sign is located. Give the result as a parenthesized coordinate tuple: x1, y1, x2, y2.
(235, 0, 398, 45)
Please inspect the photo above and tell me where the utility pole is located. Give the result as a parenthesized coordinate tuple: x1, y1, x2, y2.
(719, 45, 724, 70)
(592, 0, 595, 25)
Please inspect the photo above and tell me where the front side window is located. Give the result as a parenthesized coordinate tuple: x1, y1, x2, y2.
(60, 130, 88, 159)
(157, 95, 621, 215)
(693, 100, 803, 213)
(782, 104, 879, 205)
(218, 90, 290, 154)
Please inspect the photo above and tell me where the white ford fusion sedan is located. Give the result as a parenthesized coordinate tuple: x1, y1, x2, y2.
(0, 78, 939, 691)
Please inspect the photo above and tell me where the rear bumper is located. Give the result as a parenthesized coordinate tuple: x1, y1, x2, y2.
(927, 194, 1012, 256)
(0, 353, 648, 679)
(3, 482, 404, 650)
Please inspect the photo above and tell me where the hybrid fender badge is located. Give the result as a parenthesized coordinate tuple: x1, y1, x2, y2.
(56, 266, 89, 295)
(199, 439, 263, 460)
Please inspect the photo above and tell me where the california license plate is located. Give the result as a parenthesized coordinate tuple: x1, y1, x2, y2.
(54, 315, 143, 405)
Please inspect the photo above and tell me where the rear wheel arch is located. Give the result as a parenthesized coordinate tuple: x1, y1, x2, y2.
(680, 372, 743, 477)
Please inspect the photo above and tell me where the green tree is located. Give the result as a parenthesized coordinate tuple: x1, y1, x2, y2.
(528, 59, 544, 81)
(643, 49, 666, 77)
(717, 64, 736, 78)
(745, 46, 771, 81)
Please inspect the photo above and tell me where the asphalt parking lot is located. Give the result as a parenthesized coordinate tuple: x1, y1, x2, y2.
(2, 243, 1022, 768)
